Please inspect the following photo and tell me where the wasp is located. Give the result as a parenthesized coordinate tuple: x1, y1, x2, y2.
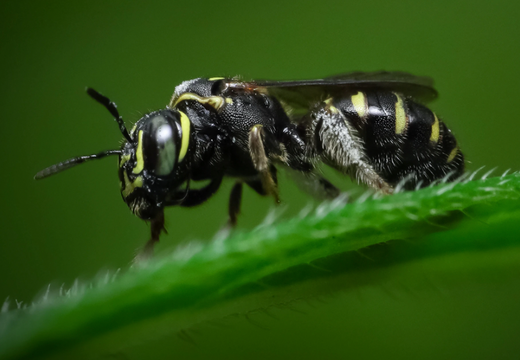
(35, 72, 464, 253)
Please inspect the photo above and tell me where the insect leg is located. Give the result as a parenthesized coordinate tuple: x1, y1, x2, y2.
(244, 165, 278, 197)
(139, 209, 165, 259)
(224, 169, 279, 228)
(226, 173, 279, 229)
(285, 168, 341, 200)
(313, 108, 393, 194)
(165, 176, 224, 207)
(248, 125, 281, 203)
(228, 181, 243, 227)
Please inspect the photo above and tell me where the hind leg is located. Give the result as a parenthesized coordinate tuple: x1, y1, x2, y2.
(310, 106, 393, 194)
(285, 168, 341, 200)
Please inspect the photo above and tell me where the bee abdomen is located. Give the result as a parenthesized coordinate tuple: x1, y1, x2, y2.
(332, 91, 464, 189)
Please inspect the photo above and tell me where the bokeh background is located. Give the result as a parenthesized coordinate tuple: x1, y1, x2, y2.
(1, 0, 519, 359)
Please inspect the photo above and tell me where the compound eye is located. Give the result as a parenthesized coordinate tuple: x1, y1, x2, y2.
(150, 116, 176, 176)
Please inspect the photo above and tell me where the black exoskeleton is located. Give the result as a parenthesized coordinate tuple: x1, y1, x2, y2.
(35, 72, 464, 254)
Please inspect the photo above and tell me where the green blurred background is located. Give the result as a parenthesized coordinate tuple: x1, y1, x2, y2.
(1, 0, 519, 358)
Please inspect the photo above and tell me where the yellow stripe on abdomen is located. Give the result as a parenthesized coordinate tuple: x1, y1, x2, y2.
(447, 147, 458, 163)
(394, 93, 407, 135)
(351, 92, 367, 119)
(430, 113, 440, 143)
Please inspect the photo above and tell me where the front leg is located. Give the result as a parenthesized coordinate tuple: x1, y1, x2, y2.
(248, 125, 280, 204)
(135, 176, 223, 259)
(225, 124, 281, 229)
(227, 181, 243, 227)
(136, 208, 165, 261)
(165, 175, 224, 207)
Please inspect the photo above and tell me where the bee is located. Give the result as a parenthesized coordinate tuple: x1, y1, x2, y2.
(35, 72, 464, 253)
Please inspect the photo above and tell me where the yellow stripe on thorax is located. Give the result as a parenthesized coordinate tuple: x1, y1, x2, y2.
(132, 130, 144, 174)
(171, 92, 226, 111)
(178, 111, 191, 162)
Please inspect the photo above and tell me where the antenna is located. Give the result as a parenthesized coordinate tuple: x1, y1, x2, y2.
(34, 150, 122, 180)
(86, 88, 133, 143)
(34, 88, 133, 180)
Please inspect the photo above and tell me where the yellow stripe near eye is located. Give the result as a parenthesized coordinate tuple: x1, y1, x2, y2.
(130, 123, 138, 136)
(120, 153, 131, 167)
(178, 111, 191, 162)
(132, 130, 144, 174)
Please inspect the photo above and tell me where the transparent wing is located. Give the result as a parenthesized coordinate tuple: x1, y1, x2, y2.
(228, 71, 438, 113)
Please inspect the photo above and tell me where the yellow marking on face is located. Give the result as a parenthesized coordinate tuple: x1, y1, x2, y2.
(351, 92, 367, 118)
(132, 130, 144, 174)
(394, 93, 407, 134)
(447, 147, 458, 163)
(225, 98, 233, 104)
(171, 92, 225, 111)
(120, 153, 131, 167)
(208, 77, 225, 81)
(430, 113, 440, 143)
(122, 171, 143, 198)
(130, 123, 138, 136)
(178, 110, 191, 162)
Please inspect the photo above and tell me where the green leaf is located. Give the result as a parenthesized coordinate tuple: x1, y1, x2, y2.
(2, 172, 520, 359)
